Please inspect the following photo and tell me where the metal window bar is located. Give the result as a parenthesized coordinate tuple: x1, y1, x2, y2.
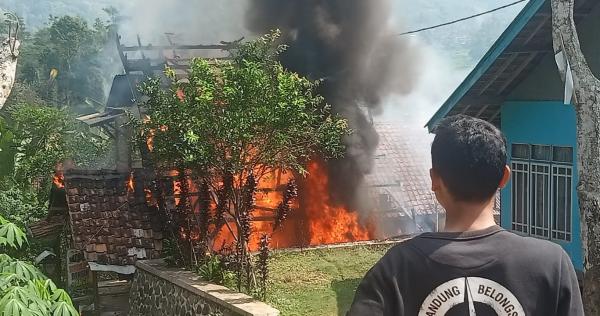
(530, 163, 550, 238)
(551, 165, 572, 241)
(511, 161, 529, 234)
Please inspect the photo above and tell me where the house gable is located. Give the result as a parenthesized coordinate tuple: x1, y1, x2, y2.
(508, 1, 600, 101)
(425, 0, 599, 130)
(426, 0, 547, 130)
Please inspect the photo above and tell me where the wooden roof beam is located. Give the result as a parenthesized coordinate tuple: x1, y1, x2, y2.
(522, 15, 550, 45)
(505, 42, 553, 54)
(497, 53, 538, 94)
(116, 34, 130, 74)
(479, 53, 520, 94)
(488, 108, 502, 122)
(460, 95, 504, 105)
(475, 104, 491, 118)
(460, 104, 472, 114)
(121, 44, 235, 52)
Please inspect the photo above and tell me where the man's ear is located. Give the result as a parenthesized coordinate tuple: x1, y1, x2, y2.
(498, 165, 511, 189)
(430, 168, 441, 192)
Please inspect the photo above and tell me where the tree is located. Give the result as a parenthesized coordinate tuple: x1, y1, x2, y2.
(0, 104, 110, 201)
(0, 215, 78, 316)
(16, 15, 111, 111)
(551, 0, 600, 312)
(139, 31, 348, 291)
(0, 13, 20, 111)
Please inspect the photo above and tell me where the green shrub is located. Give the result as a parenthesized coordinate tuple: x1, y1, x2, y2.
(196, 255, 235, 288)
(0, 215, 78, 316)
(0, 185, 44, 227)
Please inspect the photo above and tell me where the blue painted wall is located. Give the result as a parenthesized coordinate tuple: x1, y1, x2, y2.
(500, 101, 583, 271)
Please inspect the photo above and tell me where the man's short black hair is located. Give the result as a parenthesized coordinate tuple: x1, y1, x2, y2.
(431, 114, 507, 202)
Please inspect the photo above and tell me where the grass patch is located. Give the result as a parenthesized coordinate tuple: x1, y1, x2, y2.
(266, 244, 393, 316)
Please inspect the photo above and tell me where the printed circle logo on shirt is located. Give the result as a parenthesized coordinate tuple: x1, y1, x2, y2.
(418, 277, 525, 316)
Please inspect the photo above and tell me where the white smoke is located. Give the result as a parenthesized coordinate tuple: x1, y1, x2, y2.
(116, 0, 249, 46)
(377, 43, 468, 128)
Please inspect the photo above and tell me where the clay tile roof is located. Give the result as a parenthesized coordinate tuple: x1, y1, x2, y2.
(28, 215, 66, 239)
(64, 169, 164, 267)
(365, 122, 500, 217)
(365, 122, 440, 217)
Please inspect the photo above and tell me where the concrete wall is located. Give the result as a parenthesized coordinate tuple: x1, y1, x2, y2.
(129, 260, 279, 316)
(500, 101, 583, 271)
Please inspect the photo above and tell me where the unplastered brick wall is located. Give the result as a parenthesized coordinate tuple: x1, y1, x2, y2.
(64, 170, 164, 266)
(129, 260, 280, 316)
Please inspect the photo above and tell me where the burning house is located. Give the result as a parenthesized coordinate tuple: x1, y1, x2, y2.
(29, 32, 382, 282)
(28, 3, 461, 303)
(30, 32, 447, 281)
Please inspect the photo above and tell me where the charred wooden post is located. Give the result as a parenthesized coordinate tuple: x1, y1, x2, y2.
(212, 171, 233, 240)
(238, 171, 256, 291)
(115, 115, 132, 172)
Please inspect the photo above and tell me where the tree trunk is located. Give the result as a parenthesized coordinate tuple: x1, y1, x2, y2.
(0, 37, 19, 110)
(551, 0, 600, 313)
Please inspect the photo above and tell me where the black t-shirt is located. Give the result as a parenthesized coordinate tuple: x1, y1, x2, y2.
(347, 225, 583, 316)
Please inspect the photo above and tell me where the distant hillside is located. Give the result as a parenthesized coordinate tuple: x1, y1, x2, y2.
(2, 0, 524, 65)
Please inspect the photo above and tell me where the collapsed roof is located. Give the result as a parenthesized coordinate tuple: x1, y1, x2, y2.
(78, 34, 241, 131)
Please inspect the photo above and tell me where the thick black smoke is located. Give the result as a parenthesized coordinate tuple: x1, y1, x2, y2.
(246, 0, 421, 212)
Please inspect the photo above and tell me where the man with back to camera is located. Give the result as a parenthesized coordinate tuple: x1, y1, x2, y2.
(347, 115, 583, 315)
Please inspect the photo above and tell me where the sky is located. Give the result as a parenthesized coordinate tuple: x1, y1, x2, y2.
(381, 0, 526, 125)
(0, 0, 526, 129)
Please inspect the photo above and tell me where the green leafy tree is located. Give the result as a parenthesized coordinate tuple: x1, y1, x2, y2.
(0, 185, 41, 228)
(139, 31, 348, 291)
(16, 15, 111, 111)
(141, 31, 347, 175)
(0, 215, 78, 316)
(1, 104, 109, 200)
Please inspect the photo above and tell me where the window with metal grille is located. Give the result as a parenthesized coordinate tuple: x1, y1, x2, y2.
(510, 143, 573, 241)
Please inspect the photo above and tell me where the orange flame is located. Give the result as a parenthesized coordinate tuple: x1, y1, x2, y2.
(127, 173, 135, 192)
(146, 135, 154, 152)
(304, 161, 371, 245)
(144, 189, 155, 206)
(53, 173, 65, 189)
(173, 179, 182, 206)
(209, 161, 373, 251)
(53, 165, 65, 189)
(145, 125, 168, 152)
